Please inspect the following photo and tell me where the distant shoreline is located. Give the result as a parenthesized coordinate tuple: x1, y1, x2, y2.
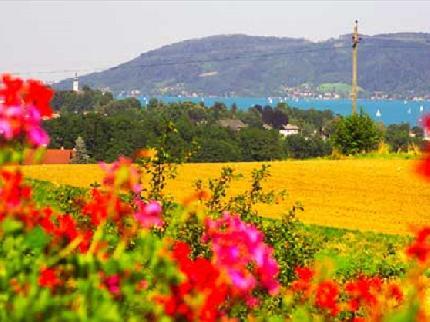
(131, 96, 429, 125)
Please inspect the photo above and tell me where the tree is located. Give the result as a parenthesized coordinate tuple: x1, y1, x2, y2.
(51, 88, 114, 112)
(332, 111, 382, 155)
(71, 136, 90, 163)
(284, 135, 332, 159)
(100, 97, 142, 114)
(271, 107, 289, 129)
(192, 139, 242, 162)
(385, 123, 410, 152)
(239, 128, 284, 161)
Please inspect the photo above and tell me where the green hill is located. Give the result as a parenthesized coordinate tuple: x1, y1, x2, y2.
(55, 33, 430, 96)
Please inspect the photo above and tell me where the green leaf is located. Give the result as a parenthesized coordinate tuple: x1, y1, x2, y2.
(383, 302, 419, 322)
(291, 306, 311, 322)
(2, 218, 23, 234)
(267, 315, 285, 322)
(24, 226, 50, 250)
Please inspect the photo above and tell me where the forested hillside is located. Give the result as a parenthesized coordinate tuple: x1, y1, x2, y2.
(55, 33, 430, 96)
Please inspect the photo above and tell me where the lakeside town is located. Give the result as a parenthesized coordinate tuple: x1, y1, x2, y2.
(118, 82, 430, 101)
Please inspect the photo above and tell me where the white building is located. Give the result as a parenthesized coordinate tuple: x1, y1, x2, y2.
(72, 73, 79, 92)
(279, 124, 299, 137)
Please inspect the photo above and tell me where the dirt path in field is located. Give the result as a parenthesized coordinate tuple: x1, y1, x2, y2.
(22, 159, 430, 235)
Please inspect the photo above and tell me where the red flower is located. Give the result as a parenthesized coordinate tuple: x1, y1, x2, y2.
(38, 267, 61, 289)
(315, 280, 340, 317)
(417, 115, 430, 180)
(291, 266, 314, 295)
(295, 266, 314, 282)
(417, 155, 430, 181)
(23, 79, 53, 117)
(424, 115, 430, 130)
(0, 74, 23, 106)
(77, 230, 93, 253)
(388, 283, 403, 303)
(0, 170, 31, 209)
(407, 227, 430, 262)
(346, 276, 382, 311)
(55, 214, 78, 241)
(0, 74, 52, 147)
(160, 241, 230, 322)
(0, 74, 53, 117)
(352, 318, 366, 322)
(82, 189, 110, 226)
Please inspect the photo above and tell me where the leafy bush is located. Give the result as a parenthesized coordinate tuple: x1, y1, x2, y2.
(284, 134, 332, 159)
(332, 111, 383, 155)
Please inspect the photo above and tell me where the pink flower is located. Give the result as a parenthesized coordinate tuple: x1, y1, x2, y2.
(103, 274, 121, 295)
(134, 200, 163, 229)
(28, 126, 49, 146)
(0, 120, 13, 139)
(228, 269, 256, 291)
(0, 75, 53, 148)
(99, 157, 141, 193)
(203, 212, 280, 298)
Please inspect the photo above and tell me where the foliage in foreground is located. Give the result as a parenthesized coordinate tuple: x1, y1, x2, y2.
(0, 74, 430, 321)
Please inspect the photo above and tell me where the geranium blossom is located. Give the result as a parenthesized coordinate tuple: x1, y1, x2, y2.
(0, 74, 52, 147)
(406, 227, 430, 262)
(315, 280, 340, 316)
(158, 241, 229, 322)
(203, 212, 280, 297)
(0, 169, 31, 210)
(102, 274, 121, 296)
(291, 266, 314, 297)
(39, 267, 62, 289)
(345, 276, 383, 311)
(134, 199, 163, 228)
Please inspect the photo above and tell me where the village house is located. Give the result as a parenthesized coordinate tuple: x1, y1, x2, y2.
(217, 119, 248, 131)
(279, 124, 299, 137)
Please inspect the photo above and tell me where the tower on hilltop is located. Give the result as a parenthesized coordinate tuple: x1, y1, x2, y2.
(72, 73, 79, 92)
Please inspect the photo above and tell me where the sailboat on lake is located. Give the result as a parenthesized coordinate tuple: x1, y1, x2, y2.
(376, 109, 382, 117)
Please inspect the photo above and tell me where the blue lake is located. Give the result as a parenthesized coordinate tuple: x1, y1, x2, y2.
(138, 96, 430, 126)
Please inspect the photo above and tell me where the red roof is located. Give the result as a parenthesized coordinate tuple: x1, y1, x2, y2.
(24, 149, 73, 165)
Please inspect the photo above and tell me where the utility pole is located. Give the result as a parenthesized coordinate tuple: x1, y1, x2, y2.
(351, 20, 361, 114)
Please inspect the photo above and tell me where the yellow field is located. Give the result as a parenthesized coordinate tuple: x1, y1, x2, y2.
(22, 159, 430, 235)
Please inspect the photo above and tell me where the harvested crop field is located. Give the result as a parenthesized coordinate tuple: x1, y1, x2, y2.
(22, 159, 430, 235)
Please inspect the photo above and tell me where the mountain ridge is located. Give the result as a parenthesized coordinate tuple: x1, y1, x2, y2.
(55, 33, 430, 96)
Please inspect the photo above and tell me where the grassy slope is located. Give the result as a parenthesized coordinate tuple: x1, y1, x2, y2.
(22, 159, 430, 235)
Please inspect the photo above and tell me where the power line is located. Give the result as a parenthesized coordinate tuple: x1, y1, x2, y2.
(5, 42, 430, 77)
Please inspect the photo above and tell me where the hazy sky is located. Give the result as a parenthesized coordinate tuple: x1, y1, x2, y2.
(1, 1, 430, 82)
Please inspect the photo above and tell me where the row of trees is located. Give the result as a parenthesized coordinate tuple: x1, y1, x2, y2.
(46, 109, 333, 163)
(47, 90, 426, 163)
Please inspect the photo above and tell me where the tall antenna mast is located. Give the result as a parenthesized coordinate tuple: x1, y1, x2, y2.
(351, 20, 361, 114)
